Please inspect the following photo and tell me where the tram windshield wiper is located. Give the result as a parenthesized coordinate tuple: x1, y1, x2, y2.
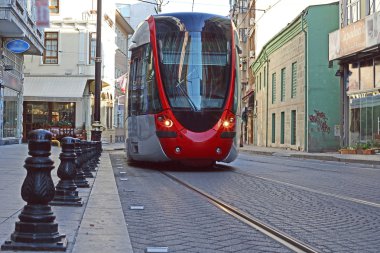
(176, 80, 199, 112)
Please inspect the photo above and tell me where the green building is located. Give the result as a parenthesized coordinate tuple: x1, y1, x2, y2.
(251, 2, 340, 152)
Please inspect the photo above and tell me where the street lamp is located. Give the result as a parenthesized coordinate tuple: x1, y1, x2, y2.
(91, 0, 102, 142)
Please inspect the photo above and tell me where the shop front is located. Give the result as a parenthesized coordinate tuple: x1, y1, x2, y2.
(329, 11, 380, 147)
(23, 76, 90, 142)
(0, 62, 23, 145)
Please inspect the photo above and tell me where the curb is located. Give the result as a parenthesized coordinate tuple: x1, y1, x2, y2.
(239, 149, 380, 166)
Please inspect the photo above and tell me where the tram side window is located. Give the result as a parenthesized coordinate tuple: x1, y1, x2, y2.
(128, 44, 162, 117)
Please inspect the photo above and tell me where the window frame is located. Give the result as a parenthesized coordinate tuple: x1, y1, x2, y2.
(272, 72, 276, 104)
(281, 68, 286, 102)
(43, 32, 59, 64)
(291, 62, 297, 98)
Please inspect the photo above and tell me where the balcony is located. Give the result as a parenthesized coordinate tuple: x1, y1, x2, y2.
(0, 0, 44, 55)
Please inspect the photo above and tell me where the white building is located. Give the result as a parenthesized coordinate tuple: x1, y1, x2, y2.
(0, 0, 44, 145)
(23, 0, 133, 143)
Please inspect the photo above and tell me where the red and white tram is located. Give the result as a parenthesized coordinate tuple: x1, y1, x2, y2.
(125, 12, 241, 167)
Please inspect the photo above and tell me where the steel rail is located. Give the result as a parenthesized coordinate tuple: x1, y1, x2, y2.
(162, 171, 320, 253)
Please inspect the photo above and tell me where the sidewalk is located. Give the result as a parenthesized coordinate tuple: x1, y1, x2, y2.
(0, 142, 132, 253)
(239, 144, 380, 166)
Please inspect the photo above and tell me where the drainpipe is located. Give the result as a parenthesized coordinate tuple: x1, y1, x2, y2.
(301, 11, 308, 152)
(265, 55, 269, 147)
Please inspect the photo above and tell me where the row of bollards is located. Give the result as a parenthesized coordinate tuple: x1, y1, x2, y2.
(1, 129, 102, 251)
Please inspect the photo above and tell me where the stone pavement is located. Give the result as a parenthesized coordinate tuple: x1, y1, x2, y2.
(1, 142, 379, 253)
(0, 142, 132, 253)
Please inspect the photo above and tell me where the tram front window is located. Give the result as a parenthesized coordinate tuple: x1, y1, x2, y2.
(157, 31, 231, 111)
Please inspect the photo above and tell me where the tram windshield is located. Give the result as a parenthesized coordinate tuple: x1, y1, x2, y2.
(156, 17, 232, 112)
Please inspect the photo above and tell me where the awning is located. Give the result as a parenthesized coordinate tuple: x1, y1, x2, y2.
(24, 76, 88, 102)
(242, 89, 254, 101)
(88, 79, 111, 94)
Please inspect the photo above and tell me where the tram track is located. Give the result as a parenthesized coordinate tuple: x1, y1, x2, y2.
(161, 171, 320, 253)
(230, 169, 380, 208)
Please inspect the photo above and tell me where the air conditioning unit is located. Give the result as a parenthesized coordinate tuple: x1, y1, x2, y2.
(249, 18, 255, 26)
(249, 50, 255, 58)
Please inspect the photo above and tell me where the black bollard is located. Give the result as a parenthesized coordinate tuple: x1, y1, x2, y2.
(50, 137, 83, 206)
(81, 141, 94, 178)
(1, 129, 67, 251)
(73, 138, 90, 188)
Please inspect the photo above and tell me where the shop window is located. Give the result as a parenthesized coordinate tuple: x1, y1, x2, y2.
(3, 88, 19, 138)
(23, 102, 75, 140)
(43, 32, 58, 64)
(349, 94, 380, 145)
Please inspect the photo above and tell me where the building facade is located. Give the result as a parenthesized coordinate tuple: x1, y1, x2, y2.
(0, 0, 44, 145)
(23, 0, 133, 143)
(252, 3, 341, 152)
(329, 0, 380, 148)
(230, 0, 254, 146)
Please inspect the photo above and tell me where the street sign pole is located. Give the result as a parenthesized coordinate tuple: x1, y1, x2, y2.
(91, 0, 102, 143)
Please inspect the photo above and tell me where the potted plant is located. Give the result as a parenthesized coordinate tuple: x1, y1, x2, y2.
(339, 146, 357, 154)
(361, 141, 375, 155)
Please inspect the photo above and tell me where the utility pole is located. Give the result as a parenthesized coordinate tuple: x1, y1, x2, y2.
(91, 0, 102, 142)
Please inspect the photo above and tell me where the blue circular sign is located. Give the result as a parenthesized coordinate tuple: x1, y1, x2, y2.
(6, 39, 30, 53)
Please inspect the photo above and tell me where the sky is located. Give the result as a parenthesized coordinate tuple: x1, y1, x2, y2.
(126, 0, 230, 16)
(125, 0, 338, 54)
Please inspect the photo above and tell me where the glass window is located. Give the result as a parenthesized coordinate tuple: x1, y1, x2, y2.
(349, 94, 380, 145)
(49, 0, 59, 14)
(24, 102, 75, 128)
(89, 32, 96, 64)
(360, 59, 374, 90)
(348, 63, 359, 91)
(3, 88, 19, 138)
(369, 0, 380, 14)
(239, 28, 247, 43)
(128, 44, 162, 116)
(157, 29, 231, 111)
(239, 0, 247, 13)
(375, 57, 380, 87)
(43, 32, 58, 64)
(347, 0, 360, 24)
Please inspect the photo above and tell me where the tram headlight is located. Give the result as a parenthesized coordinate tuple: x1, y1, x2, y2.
(223, 120, 230, 127)
(164, 119, 173, 127)
(222, 116, 235, 128)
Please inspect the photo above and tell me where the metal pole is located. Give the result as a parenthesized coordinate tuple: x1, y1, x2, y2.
(92, 0, 102, 142)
